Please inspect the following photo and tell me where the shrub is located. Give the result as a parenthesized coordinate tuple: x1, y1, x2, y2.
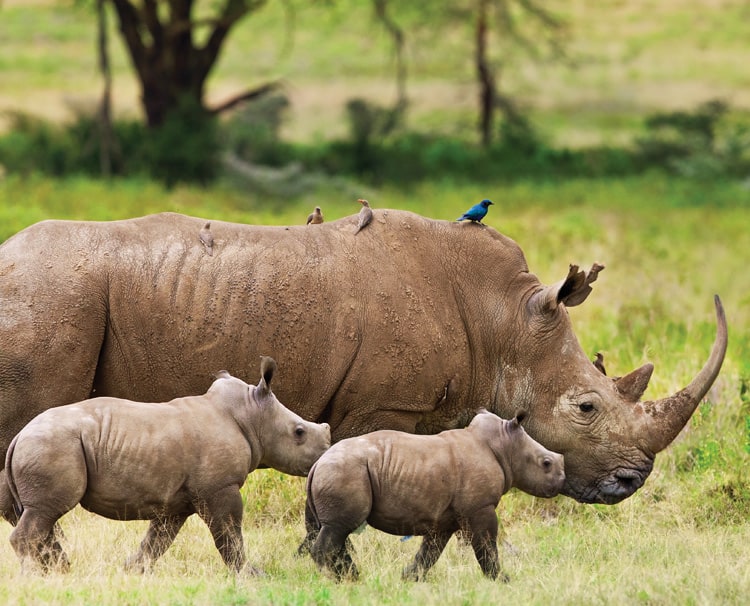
(142, 97, 222, 187)
(636, 99, 750, 177)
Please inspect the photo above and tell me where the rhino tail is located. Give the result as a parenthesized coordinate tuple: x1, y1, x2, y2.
(2, 437, 24, 525)
(297, 463, 322, 556)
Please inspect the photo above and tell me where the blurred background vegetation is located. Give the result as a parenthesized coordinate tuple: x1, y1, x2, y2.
(1, 0, 749, 188)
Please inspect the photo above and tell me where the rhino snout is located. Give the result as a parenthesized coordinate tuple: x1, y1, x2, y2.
(598, 465, 651, 503)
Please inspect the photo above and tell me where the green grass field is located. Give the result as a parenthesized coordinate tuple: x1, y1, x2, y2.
(0, 174, 748, 604)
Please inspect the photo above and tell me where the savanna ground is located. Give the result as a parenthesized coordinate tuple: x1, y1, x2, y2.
(0, 176, 748, 605)
(1, 0, 750, 604)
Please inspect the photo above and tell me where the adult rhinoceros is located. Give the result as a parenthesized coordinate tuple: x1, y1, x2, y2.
(0, 210, 726, 506)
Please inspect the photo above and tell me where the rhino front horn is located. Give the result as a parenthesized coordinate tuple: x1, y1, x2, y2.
(641, 295, 728, 454)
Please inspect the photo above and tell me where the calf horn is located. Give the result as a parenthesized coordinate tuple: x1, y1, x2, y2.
(641, 295, 728, 453)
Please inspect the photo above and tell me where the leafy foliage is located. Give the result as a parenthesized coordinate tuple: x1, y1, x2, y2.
(0, 97, 221, 186)
(636, 99, 750, 178)
(3, 98, 748, 187)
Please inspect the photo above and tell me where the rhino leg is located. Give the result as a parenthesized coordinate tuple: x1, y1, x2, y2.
(124, 514, 188, 573)
(310, 524, 358, 581)
(467, 506, 506, 581)
(198, 485, 248, 573)
(10, 511, 69, 573)
(402, 530, 452, 581)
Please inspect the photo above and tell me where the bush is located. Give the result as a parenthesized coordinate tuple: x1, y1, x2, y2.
(636, 99, 750, 177)
(0, 98, 222, 187)
(223, 93, 294, 167)
(2, 99, 748, 187)
(142, 97, 222, 187)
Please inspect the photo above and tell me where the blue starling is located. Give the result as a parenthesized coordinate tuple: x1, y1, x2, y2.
(456, 199, 493, 223)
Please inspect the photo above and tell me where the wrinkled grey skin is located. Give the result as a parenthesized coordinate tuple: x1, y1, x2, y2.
(0, 211, 727, 506)
(301, 410, 565, 581)
(3, 358, 331, 573)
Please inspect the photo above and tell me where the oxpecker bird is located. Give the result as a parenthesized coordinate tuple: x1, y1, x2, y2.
(306, 206, 324, 225)
(199, 222, 214, 256)
(456, 199, 493, 224)
(593, 352, 607, 376)
(354, 199, 373, 234)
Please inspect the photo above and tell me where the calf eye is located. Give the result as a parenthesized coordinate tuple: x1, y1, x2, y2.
(543, 458, 552, 469)
(294, 426, 306, 438)
(579, 402, 595, 413)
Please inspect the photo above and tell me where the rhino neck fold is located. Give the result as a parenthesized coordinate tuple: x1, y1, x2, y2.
(232, 413, 264, 470)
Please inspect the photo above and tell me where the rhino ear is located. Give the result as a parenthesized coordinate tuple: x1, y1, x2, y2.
(212, 370, 231, 380)
(529, 263, 605, 313)
(256, 356, 277, 398)
(615, 363, 654, 402)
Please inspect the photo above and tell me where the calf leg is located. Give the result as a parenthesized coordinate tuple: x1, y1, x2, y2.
(124, 514, 188, 573)
(467, 506, 507, 581)
(198, 485, 251, 574)
(10, 509, 69, 573)
(402, 531, 452, 581)
(297, 495, 320, 556)
(311, 525, 358, 581)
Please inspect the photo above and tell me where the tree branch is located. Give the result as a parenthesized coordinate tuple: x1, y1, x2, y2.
(198, 0, 265, 79)
(372, 0, 407, 108)
(208, 81, 283, 115)
(109, 0, 148, 76)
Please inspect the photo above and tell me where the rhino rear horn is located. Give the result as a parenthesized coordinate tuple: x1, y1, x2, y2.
(615, 363, 654, 402)
(257, 356, 277, 397)
(529, 263, 605, 313)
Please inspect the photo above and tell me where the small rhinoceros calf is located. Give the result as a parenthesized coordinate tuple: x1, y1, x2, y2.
(301, 410, 564, 581)
(4, 357, 331, 574)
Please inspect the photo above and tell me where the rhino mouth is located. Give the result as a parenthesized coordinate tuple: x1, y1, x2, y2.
(569, 462, 654, 505)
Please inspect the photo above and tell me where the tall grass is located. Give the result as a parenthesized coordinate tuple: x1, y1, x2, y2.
(0, 174, 748, 603)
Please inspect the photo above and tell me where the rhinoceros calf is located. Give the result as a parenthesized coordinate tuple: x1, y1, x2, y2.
(302, 410, 564, 581)
(4, 357, 331, 574)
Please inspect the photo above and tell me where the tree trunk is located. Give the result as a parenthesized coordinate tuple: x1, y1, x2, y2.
(96, 0, 115, 176)
(475, 0, 496, 147)
(108, 0, 261, 128)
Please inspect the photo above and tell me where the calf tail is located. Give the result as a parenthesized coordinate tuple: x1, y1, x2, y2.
(1, 437, 23, 525)
(297, 462, 321, 556)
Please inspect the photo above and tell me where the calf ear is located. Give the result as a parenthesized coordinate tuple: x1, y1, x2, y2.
(529, 263, 605, 313)
(256, 356, 277, 398)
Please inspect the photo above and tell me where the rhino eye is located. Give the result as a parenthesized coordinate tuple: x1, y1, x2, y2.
(542, 457, 552, 469)
(294, 426, 306, 439)
(578, 402, 595, 413)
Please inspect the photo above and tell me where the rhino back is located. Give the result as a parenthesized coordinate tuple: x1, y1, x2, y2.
(94, 211, 533, 435)
(1, 211, 536, 444)
(0, 218, 116, 450)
